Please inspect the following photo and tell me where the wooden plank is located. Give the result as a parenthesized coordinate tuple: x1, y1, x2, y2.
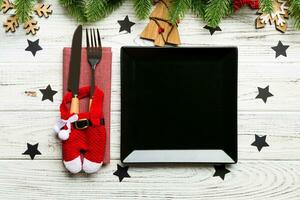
(0, 160, 299, 199)
(0, 111, 299, 161)
(1, 60, 300, 111)
(1, 9, 300, 62)
(0, 1, 300, 199)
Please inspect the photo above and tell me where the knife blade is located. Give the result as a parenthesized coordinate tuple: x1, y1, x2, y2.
(68, 25, 82, 114)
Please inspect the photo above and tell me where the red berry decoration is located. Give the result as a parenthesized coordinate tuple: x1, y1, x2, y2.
(233, 0, 259, 11)
(158, 27, 165, 34)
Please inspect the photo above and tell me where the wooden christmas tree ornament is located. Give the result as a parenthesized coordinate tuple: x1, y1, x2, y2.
(140, 0, 180, 47)
(1, 0, 14, 13)
(3, 15, 18, 32)
(256, 0, 289, 33)
(34, 3, 53, 18)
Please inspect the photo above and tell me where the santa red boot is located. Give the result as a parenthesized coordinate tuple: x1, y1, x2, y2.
(54, 86, 106, 174)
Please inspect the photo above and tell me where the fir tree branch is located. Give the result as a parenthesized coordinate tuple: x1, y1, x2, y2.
(169, 0, 192, 24)
(106, 0, 124, 13)
(14, 0, 35, 23)
(59, 0, 87, 22)
(190, 0, 206, 19)
(134, 0, 152, 19)
(259, 0, 274, 14)
(290, 0, 300, 30)
(204, 0, 231, 28)
(59, 0, 77, 5)
(85, 0, 124, 22)
(85, 0, 108, 22)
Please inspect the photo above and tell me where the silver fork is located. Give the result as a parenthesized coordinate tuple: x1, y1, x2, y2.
(86, 28, 102, 108)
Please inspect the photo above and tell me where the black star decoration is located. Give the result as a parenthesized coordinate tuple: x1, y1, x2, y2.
(25, 39, 42, 56)
(271, 41, 289, 58)
(204, 25, 222, 35)
(22, 143, 41, 160)
(251, 134, 269, 152)
(39, 84, 57, 102)
(113, 164, 130, 182)
(213, 165, 230, 180)
(118, 15, 135, 33)
(256, 85, 273, 103)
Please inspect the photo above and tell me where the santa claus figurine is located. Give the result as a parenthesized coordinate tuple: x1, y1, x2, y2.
(54, 86, 106, 174)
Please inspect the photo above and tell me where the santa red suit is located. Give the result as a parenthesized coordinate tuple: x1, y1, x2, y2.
(54, 86, 106, 174)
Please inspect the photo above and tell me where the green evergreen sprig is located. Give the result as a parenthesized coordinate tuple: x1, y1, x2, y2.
(290, 0, 300, 30)
(169, 0, 192, 24)
(134, 0, 152, 19)
(204, 0, 232, 28)
(14, 0, 35, 23)
(55, 0, 300, 31)
(259, 0, 274, 14)
(85, 0, 125, 22)
(190, 0, 206, 19)
(85, 0, 109, 22)
(59, 0, 125, 22)
(59, 0, 87, 22)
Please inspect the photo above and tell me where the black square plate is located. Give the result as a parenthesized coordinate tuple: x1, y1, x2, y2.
(121, 47, 238, 164)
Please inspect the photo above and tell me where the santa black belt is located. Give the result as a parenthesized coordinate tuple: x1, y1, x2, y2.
(72, 118, 105, 130)
(72, 119, 91, 130)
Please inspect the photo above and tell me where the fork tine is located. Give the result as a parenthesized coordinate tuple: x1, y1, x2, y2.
(93, 28, 97, 48)
(97, 29, 101, 48)
(90, 29, 94, 48)
(86, 28, 90, 49)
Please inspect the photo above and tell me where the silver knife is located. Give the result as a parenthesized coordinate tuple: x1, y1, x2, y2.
(68, 25, 82, 114)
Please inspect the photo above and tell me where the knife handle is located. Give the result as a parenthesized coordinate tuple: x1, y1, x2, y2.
(89, 99, 92, 110)
(70, 96, 79, 114)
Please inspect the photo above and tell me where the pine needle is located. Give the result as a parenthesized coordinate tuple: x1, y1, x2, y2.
(169, 0, 192, 24)
(259, 0, 274, 14)
(59, 0, 87, 22)
(190, 0, 206, 19)
(14, 0, 35, 23)
(85, 0, 108, 22)
(106, 0, 125, 13)
(85, 0, 124, 22)
(204, 0, 231, 28)
(134, 0, 152, 19)
(290, 0, 300, 30)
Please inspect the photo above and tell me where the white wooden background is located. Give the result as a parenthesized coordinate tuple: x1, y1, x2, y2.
(1, 1, 300, 199)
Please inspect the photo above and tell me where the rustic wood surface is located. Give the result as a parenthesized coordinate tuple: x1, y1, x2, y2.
(0, 1, 300, 199)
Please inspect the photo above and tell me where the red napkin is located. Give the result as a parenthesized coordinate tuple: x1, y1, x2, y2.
(63, 47, 111, 164)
